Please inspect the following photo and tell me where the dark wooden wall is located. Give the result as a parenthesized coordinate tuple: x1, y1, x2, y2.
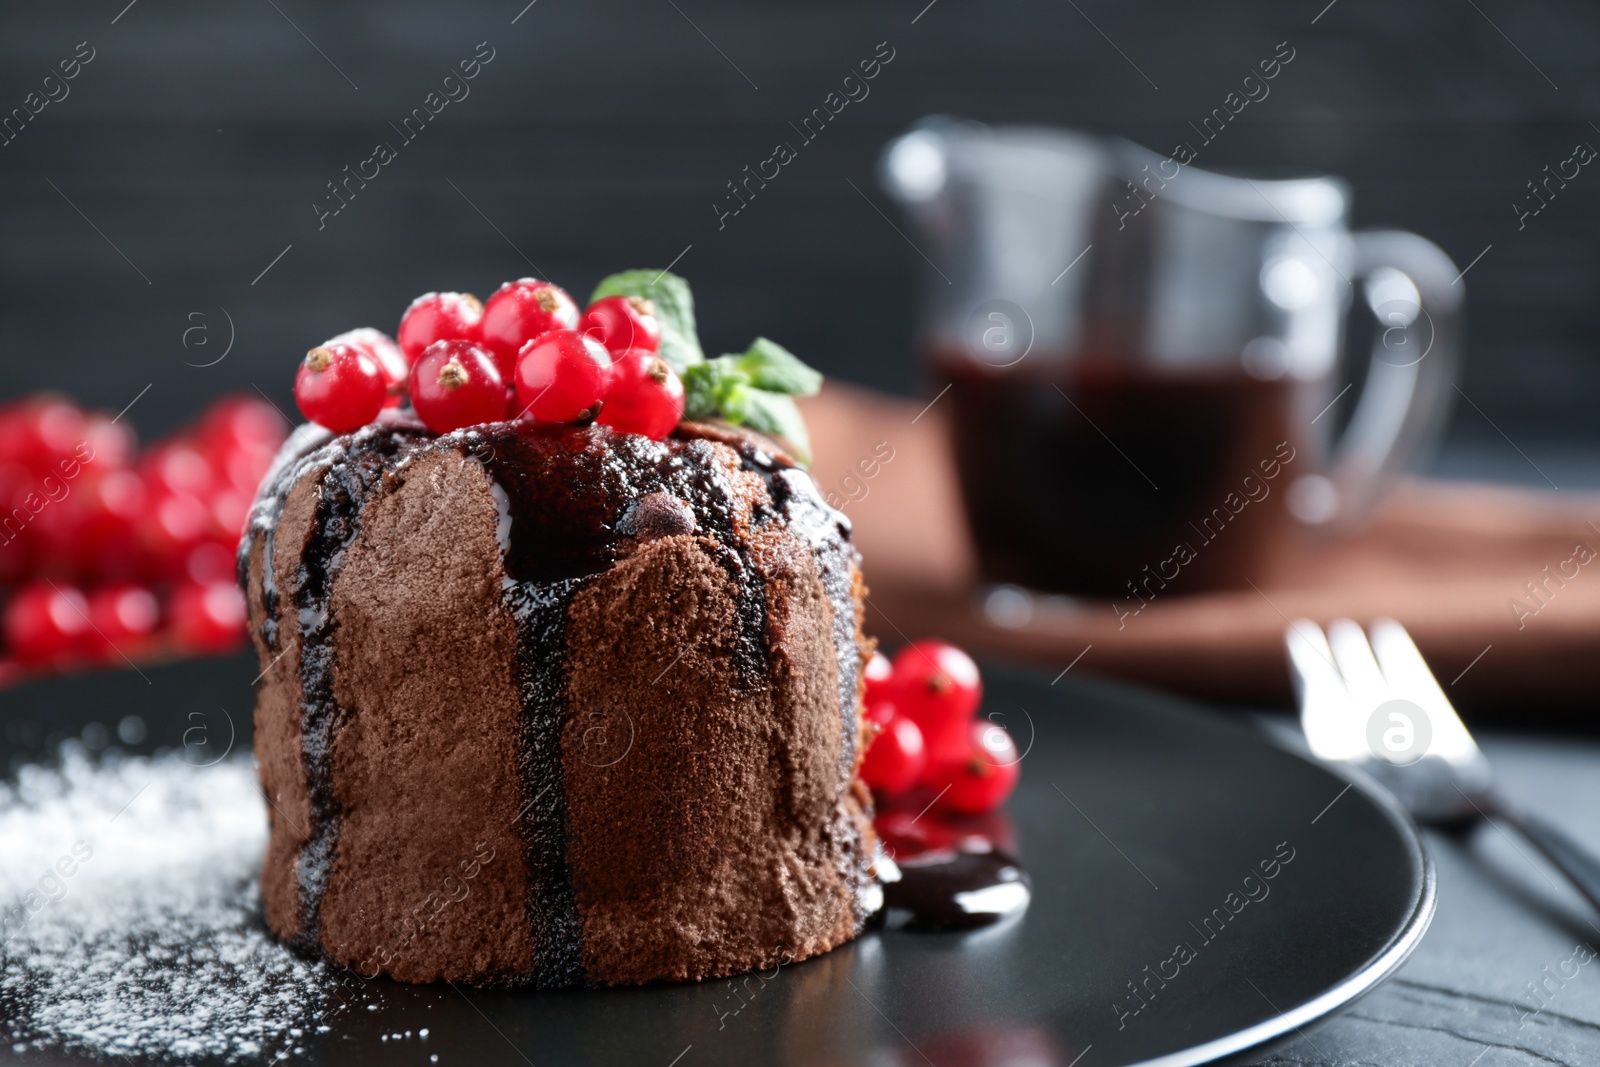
(1, 0, 1596, 453)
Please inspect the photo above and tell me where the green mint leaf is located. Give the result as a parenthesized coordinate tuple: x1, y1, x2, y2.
(734, 337, 822, 396)
(590, 269, 704, 375)
(718, 380, 753, 425)
(681, 364, 718, 421)
(740, 389, 812, 464)
(681, 357, 746, 421)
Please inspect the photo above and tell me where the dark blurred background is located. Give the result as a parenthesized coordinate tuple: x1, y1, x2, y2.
(1, 0, 1596, 482)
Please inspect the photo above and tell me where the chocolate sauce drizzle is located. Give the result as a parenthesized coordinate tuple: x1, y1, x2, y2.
(724, 442, 877, 921)
(302, 430, 423, 946)
(284, 427, 421, 946)
(500, 575, 587, 987)
(244, 416, 873, 979)
(883, 848, 1032, 931)
(238, 422, 333, 653)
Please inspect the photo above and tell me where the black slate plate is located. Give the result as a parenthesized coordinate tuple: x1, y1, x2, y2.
(0, 654, 1433, 1067)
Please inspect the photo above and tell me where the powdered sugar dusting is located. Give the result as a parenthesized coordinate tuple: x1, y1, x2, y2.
(0, 749, 368, 1063)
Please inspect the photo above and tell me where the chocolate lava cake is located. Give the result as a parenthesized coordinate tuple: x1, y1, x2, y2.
(241, 413, 880, 986)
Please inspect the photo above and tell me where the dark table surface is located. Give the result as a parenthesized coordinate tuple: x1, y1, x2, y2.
(1253, 729, 1600, 1067)
(3, 654, 1598, 1066)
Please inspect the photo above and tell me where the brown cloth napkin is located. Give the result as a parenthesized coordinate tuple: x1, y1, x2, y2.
(801, 383, 1600, 720)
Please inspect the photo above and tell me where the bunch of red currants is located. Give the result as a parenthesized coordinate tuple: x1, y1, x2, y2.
(859, 640, 1020, 814)
(294, 280, 685, 440)
(0, 394, 288, 681)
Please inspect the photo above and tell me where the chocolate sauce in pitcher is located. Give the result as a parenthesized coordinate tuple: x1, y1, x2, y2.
(934, 349, 1309, 597)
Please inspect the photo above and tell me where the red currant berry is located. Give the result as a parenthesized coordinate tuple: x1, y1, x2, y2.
(168, 581, 247, 653)
(184, 541, 238, 584)
(75, 470, 147, 580)
(140, 491, 210, 576)
(2, 398, 86, 472)
(34, 400, 85, 455)
(397, 293, 483, 364)
(597, 350, 683, 440)
(481, 280, 579, 378)
(196, 397, 288, 497)
(864, 651, 899, 725)
(514, 330, 612, 423)
(220, 447, 275, 496)
(933, 719, 1020, 814)
(892, 640, 983, 766)
(864, 650, 895, 702)
(580, 295, 662, 356)
(31, 497, 85, 575)
(409, 340, 507, 433)
(860, 715, 927, 798)
(328, 328, 408, 407)
(81, 414, 136, 470)
(87, 584, 161, 659)
(208, 488, 252, 543)
(143, 442, 214, 498)
(3, 582, 92, 666)
(294, 343, 386, 433)
(197, 396, 289, 457)
(0, 410, 23, 470)
(0, 467, 34, 582)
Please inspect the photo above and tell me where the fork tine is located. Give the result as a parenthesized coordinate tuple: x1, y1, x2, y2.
(1285, 618, 1338, 696)
(1286, 619, 1363, 760)
(1368, 618, 1482, 761)
(1327, 618, 1388, 719)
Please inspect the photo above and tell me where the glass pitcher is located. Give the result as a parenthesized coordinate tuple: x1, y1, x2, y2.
(879, 118, 1461, 597)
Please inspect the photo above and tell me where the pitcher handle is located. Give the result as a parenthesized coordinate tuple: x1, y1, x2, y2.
(1290, 230, 1462, 530)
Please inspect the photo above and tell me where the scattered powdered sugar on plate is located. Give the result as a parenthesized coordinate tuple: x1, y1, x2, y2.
(0, 747, 368, 1063)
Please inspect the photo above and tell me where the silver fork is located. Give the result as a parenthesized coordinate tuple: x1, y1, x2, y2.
(1287, 617, 1600, 915)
